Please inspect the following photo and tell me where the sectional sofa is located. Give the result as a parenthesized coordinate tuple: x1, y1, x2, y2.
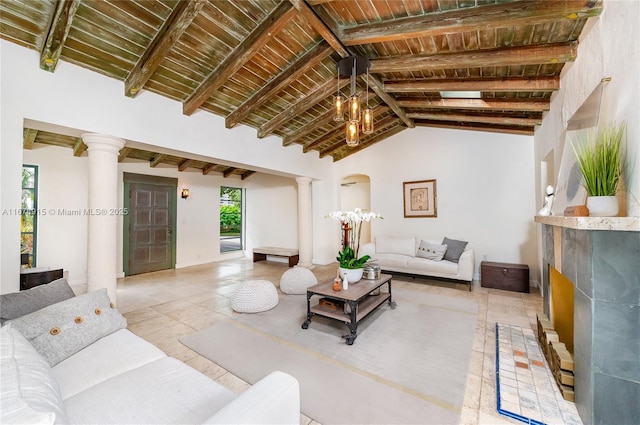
(0, 279, 300, 424)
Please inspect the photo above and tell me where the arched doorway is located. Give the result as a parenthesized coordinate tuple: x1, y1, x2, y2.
(340, 174, 372, 245)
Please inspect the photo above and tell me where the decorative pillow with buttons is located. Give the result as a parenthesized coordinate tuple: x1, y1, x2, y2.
(6, 289, 127, 366)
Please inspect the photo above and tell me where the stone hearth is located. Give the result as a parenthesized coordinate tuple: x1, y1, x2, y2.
(535, 216, 639, 425)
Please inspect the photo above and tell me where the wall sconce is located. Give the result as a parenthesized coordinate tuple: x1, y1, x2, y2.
(181, 188, 190, 199)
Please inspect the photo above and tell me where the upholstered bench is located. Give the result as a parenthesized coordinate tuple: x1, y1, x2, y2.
(252, 247, 299, 267)
(231, 280, 279, 313)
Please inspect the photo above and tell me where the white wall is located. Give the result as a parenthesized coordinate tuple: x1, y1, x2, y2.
(7, 132, 546, 291)
(535, 1, 640, 217)
(22, 146, 89, 284)
(336, 126, 538, 281)
(10, 5, 638, 292)
(244, 174, 299, 254)
(0, 40, 335, 293)
(18, 146, 300, 287)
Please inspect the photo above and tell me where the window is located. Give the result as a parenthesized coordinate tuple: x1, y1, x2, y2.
(21, 165, 38, 266)
(220, 187, 243, 252)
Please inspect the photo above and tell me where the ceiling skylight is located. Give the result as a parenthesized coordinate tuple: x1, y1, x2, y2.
(440, 91, 482, 99)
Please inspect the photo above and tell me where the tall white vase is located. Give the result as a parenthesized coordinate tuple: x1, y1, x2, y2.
(586, 196, 619, 217)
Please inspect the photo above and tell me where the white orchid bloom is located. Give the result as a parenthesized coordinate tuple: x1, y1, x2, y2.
(326, 208, 383, 259)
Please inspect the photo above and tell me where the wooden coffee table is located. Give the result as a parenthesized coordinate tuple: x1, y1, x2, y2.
(301, 274, 396, 345)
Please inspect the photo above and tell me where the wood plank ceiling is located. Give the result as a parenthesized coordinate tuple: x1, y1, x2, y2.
(2, 0, 602, 174)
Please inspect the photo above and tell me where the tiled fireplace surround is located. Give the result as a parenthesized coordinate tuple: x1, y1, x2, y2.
(535, 216, 640, 425)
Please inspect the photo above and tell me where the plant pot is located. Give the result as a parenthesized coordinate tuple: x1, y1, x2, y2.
(586, 196, 619, 217)
(339, 267, 363, 283)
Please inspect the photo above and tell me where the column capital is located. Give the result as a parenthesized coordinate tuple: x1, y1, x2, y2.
(81, 133, 126, 153)
(295, 176, 312, 185)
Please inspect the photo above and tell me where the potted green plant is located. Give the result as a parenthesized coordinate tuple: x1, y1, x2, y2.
(571, 121, 626, 216)
(337, 245, 370, 269)
(328, 208, 382, 283)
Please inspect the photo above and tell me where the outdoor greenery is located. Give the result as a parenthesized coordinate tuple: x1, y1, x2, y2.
(571, 121, 626, 197)
(21, 166, 37, 265)
(220, 187, 242, 236)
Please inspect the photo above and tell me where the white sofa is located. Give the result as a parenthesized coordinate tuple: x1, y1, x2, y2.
(359, 236, 474, 290)
(1, 283, 300, 425)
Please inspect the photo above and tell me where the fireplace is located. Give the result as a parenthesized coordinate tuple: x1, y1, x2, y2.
(549, 266, 574, 352)
(535, 266, 577, 401)
(536, 216, 640, 425)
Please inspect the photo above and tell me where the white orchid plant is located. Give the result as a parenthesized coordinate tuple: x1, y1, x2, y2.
(327, 208, 382, 269)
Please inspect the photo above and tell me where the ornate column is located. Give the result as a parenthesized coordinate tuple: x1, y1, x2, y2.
(82, 133, 125, 304)
(295, 176, 314, 268)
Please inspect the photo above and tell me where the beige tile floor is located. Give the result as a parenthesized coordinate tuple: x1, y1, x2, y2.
(116, 258, 544, 425)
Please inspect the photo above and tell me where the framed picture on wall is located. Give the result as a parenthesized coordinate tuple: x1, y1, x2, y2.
(403, 179, 437, 218)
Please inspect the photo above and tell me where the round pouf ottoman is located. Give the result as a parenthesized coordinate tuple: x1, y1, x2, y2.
(231, 280, 279, 313)
(280, 267, 318, 295)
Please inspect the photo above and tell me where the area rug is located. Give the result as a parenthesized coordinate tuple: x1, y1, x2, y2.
(181, 286, 478, 425)
(495, 323, 582, 425)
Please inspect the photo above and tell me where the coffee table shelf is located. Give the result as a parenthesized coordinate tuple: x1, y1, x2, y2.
(302, 274, 396, 345)
(310, 293, 391, 322)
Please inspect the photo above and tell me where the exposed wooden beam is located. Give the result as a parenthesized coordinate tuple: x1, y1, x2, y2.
(222, 167, 237, 178)
(396, 98, 550, 112)
(290, 0, 412, 131)
(366, 76, 414, 128)
(241, 171, 256, 180)
(72, 138, 86, 156)
(370, 42, 577, 74)
(283, 109, 335, 146)
(125, 0, 205, 97)
(416, 121, 534, 136)
(306, 0, 336, 5)
(178, 159, 193, 171)
(319, 115, 401, 157)
(302, 126, 343, 154)
(340, 0, 602, 46)
(258, 77, 349, 138)
(40, 0, 80, 71)
(286, 99, 385, 147)
(384, 77, 560, 93)
(150, 154, 166, 167)
(289, 0, 348, 57)
(333, 123, 406, 162)
(226, 41, 333, 128)
(183, 2, 296, 115)
(202, 164, 217, 175)
(118, 147, 132, 162)
(406, 112, 543, 126)
(303, 106, 387, 153)
(23, 128, 38, 149)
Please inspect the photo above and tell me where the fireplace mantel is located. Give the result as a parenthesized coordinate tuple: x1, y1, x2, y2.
(535, 215, 640, 231)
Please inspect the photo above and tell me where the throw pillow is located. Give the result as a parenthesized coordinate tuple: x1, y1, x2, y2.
(442, 237, 468, 263)
(0, 278, 75, 325)
(6, 289, 127, 367)
(416, 240, 448, 261)
(0, 324, 68, 425)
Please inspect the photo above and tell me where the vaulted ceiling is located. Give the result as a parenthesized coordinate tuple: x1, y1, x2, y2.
(2, 0, 602, 171)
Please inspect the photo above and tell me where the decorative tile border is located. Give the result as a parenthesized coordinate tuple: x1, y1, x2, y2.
(495, 323, 583, 425)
